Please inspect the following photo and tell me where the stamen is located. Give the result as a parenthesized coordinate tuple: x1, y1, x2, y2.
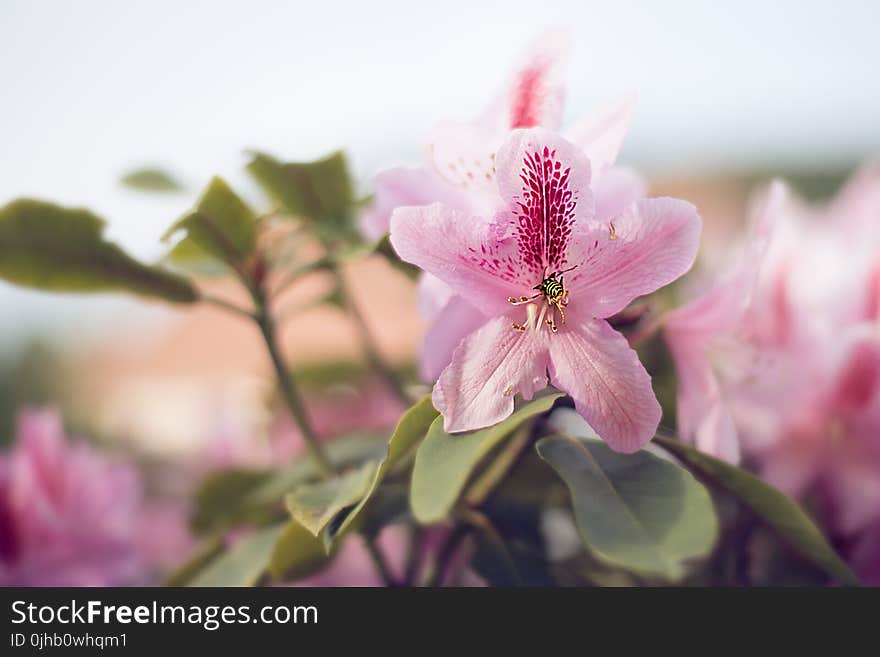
(508, 293, 540, 306)
(512, 323, 527, 331)
(535, 304, 548, 332)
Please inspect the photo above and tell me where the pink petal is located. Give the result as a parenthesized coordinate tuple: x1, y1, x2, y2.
(695, 401, 740, 463)
(359, 166, 474, 241)
(663, 258, 760, 433)
(830, 330, 880, 416)
(828, 461, 880, 535)
(567, 197, 701, 318)
(390, 203, 520, 315)
(850, 523, 880, 585)
(417, 273, 455, 320)
(665, 328, 722, 451)
(664, 180, 789, 387)
(663, 180, 793, 458)
(759, 438, 822, 500)
(428, 33, 567, 194)
(493, 31, 568, 131)
(829, 161, 880, 237)
(565, 93, 636, 176)
(419, 295, 489, 382)
(593, 165, 647, 224)
(495, 128, 594, 281)
(433, 315, 550, 432)
(427, 120, 502, 193)
(548, 316, 661, 453)
(863, 260, 880, 322)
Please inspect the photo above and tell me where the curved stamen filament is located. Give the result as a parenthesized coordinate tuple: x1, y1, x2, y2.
(507, 267, 575, 334)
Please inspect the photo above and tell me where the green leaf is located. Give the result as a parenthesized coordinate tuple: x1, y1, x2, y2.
(410, 392, 564, 524)
(120, 167, 185, 193)
(163, 237, 230, 277)
(191, 468, 274, 534)
(466, 511, 523, 586)
(163, 177, 256, 267)
(320, 395, 439, 546)
(285, 459, 378, 537)
(192, 434, 387, 536)
(247, 150, 356, 243)
(0, 199, 197, 303)
(246, 433, 386, 511)
(164, 536, 225, 586)
(536, 434, 718, 580)
(654, 435, 860, 586)
(190, 523, 285, 587)
(267, 520, 332, 582)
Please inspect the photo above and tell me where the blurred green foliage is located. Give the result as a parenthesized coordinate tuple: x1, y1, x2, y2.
(120, 167, 185, 193)
(247, 150, 359, 246)
(0, 199, 198, 303)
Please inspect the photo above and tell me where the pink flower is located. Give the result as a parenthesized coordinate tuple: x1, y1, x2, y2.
(360, 33, 646, 383)
(665, 164, 880, 540)
(664, 182, 796, 462)
(391, 128, 701, 452)
(0, 408, 190, 586)
(849, 520, 880, 585)
(291, 526, 408, 587)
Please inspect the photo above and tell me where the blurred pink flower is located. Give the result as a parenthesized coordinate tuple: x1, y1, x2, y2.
(291, 527, 407, 587)
(359, 33, 647, 383)
(270, 380, 406, 463)
(199, 380, 406, 469)
(665, 165, 880, 541)
(0, 408, 190, 586)
(849, 521, 880, 585)
(391, 128, 700, 451)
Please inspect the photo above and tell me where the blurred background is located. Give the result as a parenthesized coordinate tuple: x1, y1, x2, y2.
(1, 0, 878, 453)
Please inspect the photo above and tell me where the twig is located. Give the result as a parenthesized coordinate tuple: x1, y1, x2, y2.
(364, 535, 398, 587)
(201, 294, 254, 319)
(333, 268, 413, 406)
(424, 526, 470, 587)
(253, 283, 335, 478)
(465, 424, 532, 507)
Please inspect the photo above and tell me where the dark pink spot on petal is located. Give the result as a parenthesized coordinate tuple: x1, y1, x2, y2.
(510, 147, 578, 278)
(509, 63, 552, 129)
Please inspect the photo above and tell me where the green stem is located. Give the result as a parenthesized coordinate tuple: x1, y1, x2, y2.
(465, 424, 532, 507)
(402, 525, 423, 587)
(332, 269, 413, 406)
(270, 256, 331, 298)
(424, 526, 469, 587)
(201, 294, 254, 320)
(253, 286, 335, 479)
(364, 536, 398, 587)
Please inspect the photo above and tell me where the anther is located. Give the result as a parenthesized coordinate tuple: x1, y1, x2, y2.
(512, 323, 527, 331)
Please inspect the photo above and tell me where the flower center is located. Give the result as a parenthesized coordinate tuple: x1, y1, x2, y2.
(507, 267, 574, 334)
